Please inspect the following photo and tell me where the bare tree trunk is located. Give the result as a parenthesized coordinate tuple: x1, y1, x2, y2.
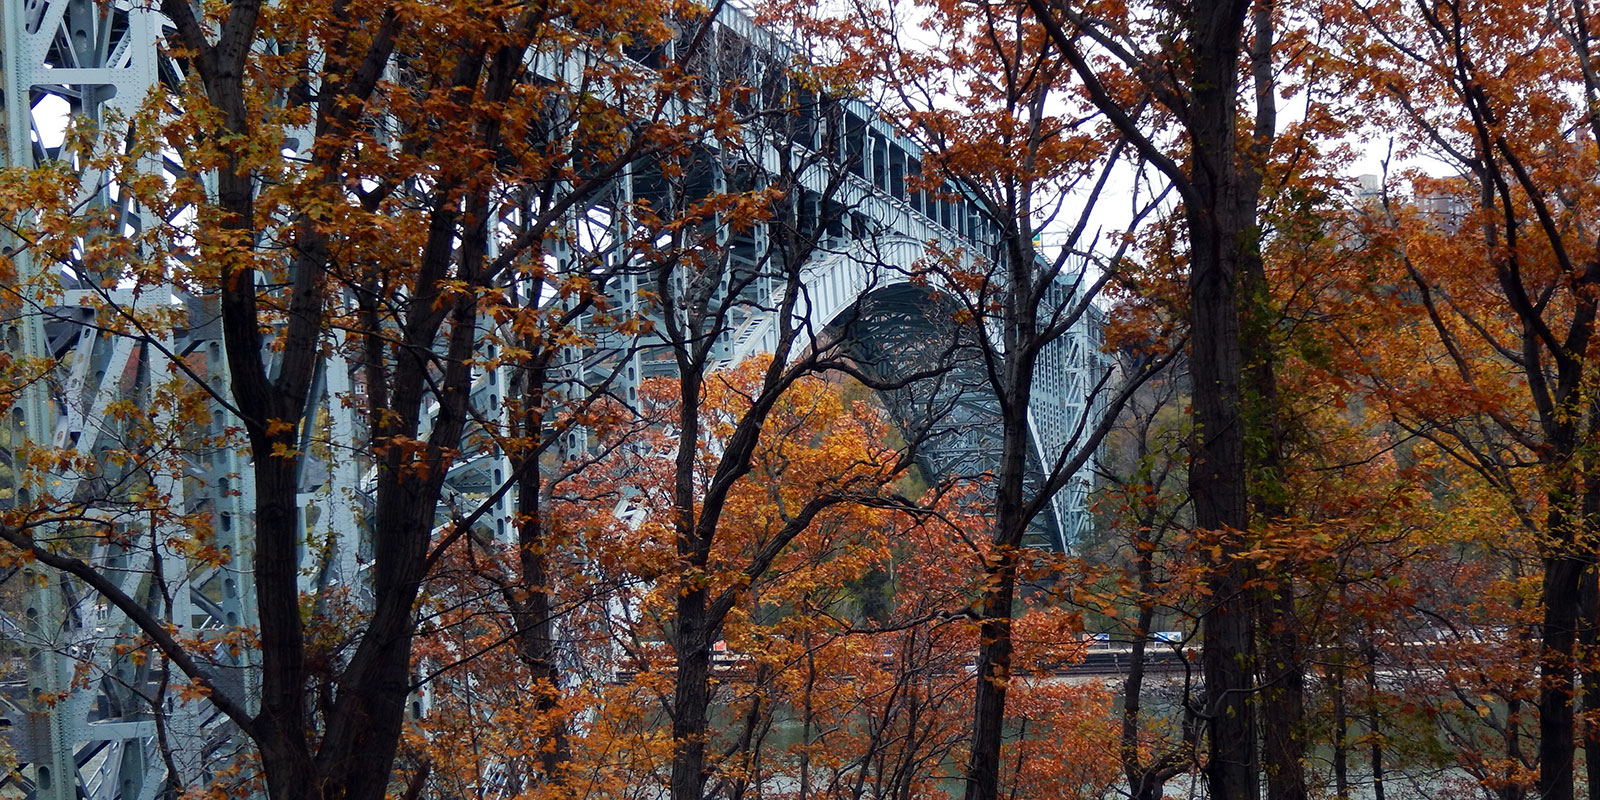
(1581, 564, 1600, 800)
(1541, 499, 1585, 800)
(1020, 16, 1262, 799)
(1121, 530, 1177, 800)
(1189, 208, 1258, 800)
(669, 586, 715, 800)
(956, 103, 1059, 800)
(1332, 654, 1349, 800)
(1260, 586, 1305, 800)
(1027, 0, 1266, 789)
(1366, 643, 1385, 800)
(1182, 2, 1262, 797)
(1240, 3, 1303, 797)
(512, 357, 571, 782)
(964, 551, 1021, 800)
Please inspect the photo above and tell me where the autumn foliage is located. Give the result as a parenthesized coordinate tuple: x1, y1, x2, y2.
(405, 363, 1120, 798)
(14, 0, 1600, 796)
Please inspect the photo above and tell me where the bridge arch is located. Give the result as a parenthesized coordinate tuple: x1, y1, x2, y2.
(716, 235, 1097, 551)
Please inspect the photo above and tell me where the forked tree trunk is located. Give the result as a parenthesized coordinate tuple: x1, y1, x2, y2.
(1241, 3, 1305, 796)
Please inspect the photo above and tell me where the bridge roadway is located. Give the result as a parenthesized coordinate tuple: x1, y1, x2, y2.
(0, 1, 1110, 797)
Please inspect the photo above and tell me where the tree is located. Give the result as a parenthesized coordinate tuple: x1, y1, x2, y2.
(615, 364, 920, 800)
(780, 1, 1177, 796)
(1320, 0, 1600, 785)
(410, 363, 1142, 800)
(638, 194, 923, 800)
(1087, 340, 1205, 800)
(0, 0, 739, 795)
(1013, 0, 1318, 794)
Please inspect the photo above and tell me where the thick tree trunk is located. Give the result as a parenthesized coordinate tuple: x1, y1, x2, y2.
(336, 387, 470, 800)
(218, 110, 327, 800)
(963, 549, 1020, 800)
(1260, 586, 1305, 800)
(670, 587, 714, 800)
(206, 20, 327, 789)
(1542, 553, 1585, 800)
(332, 39, 530, 796)
(257, 737, 324, 800)
(1185, 3, 1260, 798)
(1541, 498, 1585, 800)
(1243, 232, 1303, 800)
(1028, 0, 1262, 794)
(1240, 2, 1303, 795)
(321, 210, 486, 798)
(1188, 206, 1257, 800)
(252, 457, 322, 800)
(517, 448, 570, 780)
(1241, 26, 1302, 799)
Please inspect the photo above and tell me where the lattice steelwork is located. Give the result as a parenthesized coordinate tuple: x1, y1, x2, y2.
(3, 3, 181, 799)
(0, 2, 1109, 797)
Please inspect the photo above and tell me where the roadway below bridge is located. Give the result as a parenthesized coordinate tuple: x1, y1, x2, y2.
(1067, 644, 1196, 676)
(691, 643, 1197, 682)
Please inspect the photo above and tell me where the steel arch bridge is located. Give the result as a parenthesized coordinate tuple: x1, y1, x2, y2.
(0, 1, 1110, 797)
(702, 233, 1104, 546)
